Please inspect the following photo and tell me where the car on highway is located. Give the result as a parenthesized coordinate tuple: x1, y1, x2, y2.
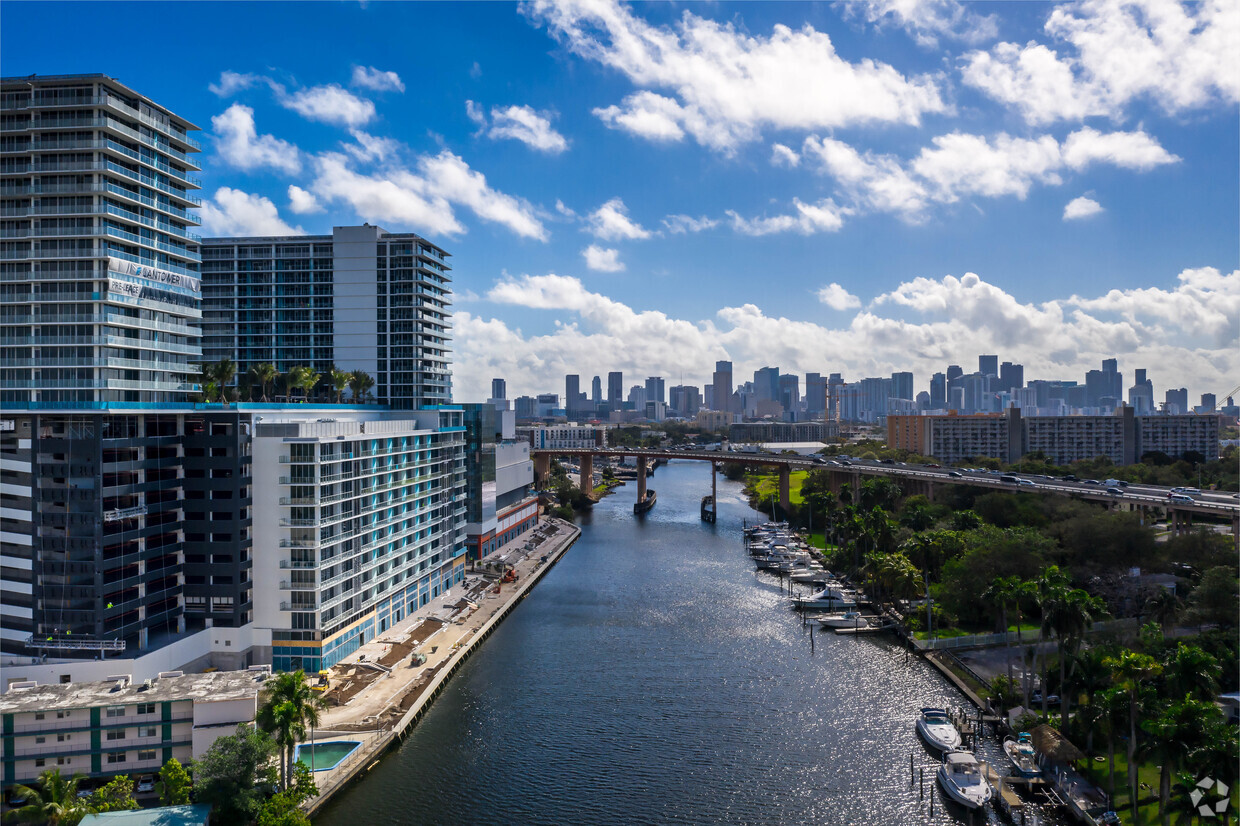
(1168, 493, 1195, 503)
(1062, 474, 1079, 481)
(1171, 487, 1202, 496)
(924, 463, 941, 468)
(947, 471, 963, 478)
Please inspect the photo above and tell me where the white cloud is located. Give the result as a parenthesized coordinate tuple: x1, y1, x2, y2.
(487, 105, 569, 153)
(351, 65, 405, 93)
(911, 132, 1063, 202)
(465, 100, 487, 128)
(770, 143, 800, 168)
(1060, 127, 1180, 171)
(961, 0, 1240, 124)
(587, 198, 652, 241)
(1063, 195, 1104, 220)
(287, 185, 322, 215)
(278, 83, 376, 128)
(344, 129, 401, 163)
(452, 266, 1238, 404)
(526, 0, 947, 152)
(210, 104, 302, 174)
(802, 136, 928, 219)
(817, 283, 862, 311)
(583, 245, 625, 272)
(662, 214, 718, 234)
(418, 150, 549, 241)
(208, 71, 263, 97)
(726, 198, 851, 236)
(199, 187, 304, 237)
(310, 152, 465, 238)
(847, 0, 999, 48)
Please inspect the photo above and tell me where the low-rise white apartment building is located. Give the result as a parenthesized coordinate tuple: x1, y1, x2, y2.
(0, 670, 263, 787)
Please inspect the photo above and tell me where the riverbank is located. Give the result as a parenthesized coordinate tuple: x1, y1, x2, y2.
(302, 517, 580, 816)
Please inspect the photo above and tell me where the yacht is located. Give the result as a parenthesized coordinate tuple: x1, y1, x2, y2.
(791, 568, 834, 585)
(916, 707, 962, 752)
(937, 750, 993, 810)
(791, 583, 858, 610)
(1003, 732, 1042, 778)
(813, 611, 870, 629)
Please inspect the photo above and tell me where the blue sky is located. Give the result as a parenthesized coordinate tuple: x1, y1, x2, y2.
(3, 0, 1237, 402)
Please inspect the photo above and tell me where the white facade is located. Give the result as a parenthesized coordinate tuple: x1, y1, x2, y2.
(521, 425, 607, 450)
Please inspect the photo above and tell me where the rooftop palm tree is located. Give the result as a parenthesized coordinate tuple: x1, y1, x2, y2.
(7, 768, 89, 825)
(250, 362, 278, 403)
(348, 370, 375, 404)
(329, 368, 351, 404)
(256, 669, 328, 792)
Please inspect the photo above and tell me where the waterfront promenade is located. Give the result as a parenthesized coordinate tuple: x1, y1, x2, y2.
(302, 517, 580, 816)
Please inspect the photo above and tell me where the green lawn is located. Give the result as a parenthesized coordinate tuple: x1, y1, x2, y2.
(749, 469, 809, 506)
(1080, 749, 1239, 825)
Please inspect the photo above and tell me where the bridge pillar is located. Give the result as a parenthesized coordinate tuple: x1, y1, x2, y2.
(580, 453, 594, 493)
(637, 456, 648, 504)
(778, 466, 791, 513)
(534, 453, 550, 485)
(1232, 513, 1239, 551)
(851, 473, 861, 504)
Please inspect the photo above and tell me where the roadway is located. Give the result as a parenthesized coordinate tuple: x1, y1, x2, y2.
(532, 446, 1240, 517)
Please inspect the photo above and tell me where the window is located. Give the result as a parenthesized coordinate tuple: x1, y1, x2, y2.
(106, 752, 126, 764)
(106, 729, 125, 741)
(139, 726, 157, 738)
(137, 749, 157, 761)
(105, 705, 125, 718)
(34, 736, 45, 744)
(136, 703, 156, 715)
(34, 759, 45, 768)
(34, 713, 44, 720)
(57, 734, 70, 743)
(56, 710, 70, 719)
(57, 757, 70, 765)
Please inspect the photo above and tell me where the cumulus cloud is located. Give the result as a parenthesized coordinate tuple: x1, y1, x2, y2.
(587, 198, 653, 241)
(583, 245, 624, 272)
(961, 0, 1240, 124)
(771, 143, 801, 168)
(726, 198, 851, 235)
(525, 0, 947, 152)
(344, 130, 401, 163)
(662, 214, 718, 234)
(210, 104, 302, 174)
(453, 266, 1239, 403)
(278, 83, 376, 128)
(798, 127, 1178, 222)
(467, 102, 569, 153)
(817, 283, 862, 311)
(308, 149, 548, 241)
(199, 187, 305, 236)
(209, 70, 263, 97)
(846, 0, 999, 48)
(1063, 195, 1104, 220)
(287, 185, 322, 214)
(351, 65, 405, 92)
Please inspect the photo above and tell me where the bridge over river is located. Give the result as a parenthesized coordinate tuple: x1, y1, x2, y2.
(533, 447, 1240, 542)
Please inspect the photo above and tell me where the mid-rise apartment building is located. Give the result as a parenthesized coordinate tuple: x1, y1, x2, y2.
(462, 404, 536, 560)
(728, 421, 840, 443)
(200, 225, 452, 409)
(888, 407, 1219, 465)
(518, 425, 608, 451)
(0, 670, 261, 786)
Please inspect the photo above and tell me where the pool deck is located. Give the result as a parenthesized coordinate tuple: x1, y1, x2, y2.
(303, 516, 581, 816)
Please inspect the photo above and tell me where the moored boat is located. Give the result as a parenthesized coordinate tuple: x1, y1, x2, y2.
(813, 611, 870, 629)
(937, 750, 992, 810)
(791, 583, 857, 610)
(916, 707, 962, 752)
(1003, 732, 1042, 778)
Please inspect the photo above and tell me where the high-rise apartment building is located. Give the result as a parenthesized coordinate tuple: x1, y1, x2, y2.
(804, 373, 826, 418)
(929, 372, 946, 409)
(890, 371, 914, 402)
(591, 375, 601, 405)
(200, 225, 452, 409)
(565, 374, 581, 416)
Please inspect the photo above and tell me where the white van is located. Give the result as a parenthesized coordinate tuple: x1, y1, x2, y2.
(1168, 493, 1195, 504)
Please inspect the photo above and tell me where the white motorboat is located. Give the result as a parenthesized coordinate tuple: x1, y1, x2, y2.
(791, 583, 857, 610)
(937, 750, 993, 810)
(916, 707, 962, 752)
(813, 611, 870, 629)
(1003, 732, 1042, 778)
(791, 569, 833, 584)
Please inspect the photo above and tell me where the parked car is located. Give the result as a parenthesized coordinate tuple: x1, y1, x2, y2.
(136, 775, 155, 794)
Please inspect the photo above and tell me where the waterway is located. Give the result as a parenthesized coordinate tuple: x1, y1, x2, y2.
(315, 460, 1068, 825)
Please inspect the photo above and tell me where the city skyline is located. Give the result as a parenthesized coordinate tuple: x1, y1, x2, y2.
(3, 0, 1235, 402)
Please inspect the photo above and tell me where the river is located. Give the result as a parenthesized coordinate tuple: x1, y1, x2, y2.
(314, 460, 1067, 825)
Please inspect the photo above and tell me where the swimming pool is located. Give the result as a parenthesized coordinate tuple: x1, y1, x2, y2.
(295, 740, 362, 771)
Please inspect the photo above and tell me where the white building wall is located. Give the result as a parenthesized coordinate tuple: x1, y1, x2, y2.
(330, 225, 381, 379)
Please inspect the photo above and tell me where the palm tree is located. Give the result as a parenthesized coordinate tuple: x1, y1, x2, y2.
(982, 575, 1024, 689)
(348, 370, 375, 404)
(8, 768, 89, 825)
(256, 669, 328, 791)
(1142, 698, 1217, 826)
(299, 369, 322, 403)
(1106, 650, 1163, 825)
(1034, 566, 1072, 718)
(329, 368, 351, 404)
(1045, 588, 1103, 724)
(1144, 588, 1182, 635)
(1071, 647, 1115, 755)
(210, 358, 237, 390)
(1160, 643, 1221, 702)
(250, 363, 279, 403)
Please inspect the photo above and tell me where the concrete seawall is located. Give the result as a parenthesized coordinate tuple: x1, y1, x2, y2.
(305, 519, 581, 817)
